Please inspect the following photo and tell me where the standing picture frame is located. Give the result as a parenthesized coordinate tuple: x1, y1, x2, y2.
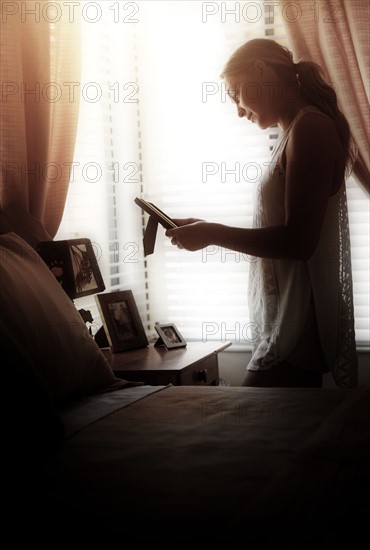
(154, 323, 187, 349)
(37, 238, 105, 300)
(95, 290, 148, 353)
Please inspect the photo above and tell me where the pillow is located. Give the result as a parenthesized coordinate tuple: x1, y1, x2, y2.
(0, 205, 52, 248)
(0, 232, 124, 407)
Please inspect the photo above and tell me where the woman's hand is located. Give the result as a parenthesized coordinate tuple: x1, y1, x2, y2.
(165, 219, 211, 251)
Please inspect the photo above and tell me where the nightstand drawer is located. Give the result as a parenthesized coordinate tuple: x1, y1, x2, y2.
(179, 355, 219, 386)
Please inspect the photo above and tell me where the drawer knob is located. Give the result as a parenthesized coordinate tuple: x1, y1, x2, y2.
(197, 369, 208, 382)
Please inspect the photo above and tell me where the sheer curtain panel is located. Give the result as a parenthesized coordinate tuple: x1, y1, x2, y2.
(0, 0, 81, 239)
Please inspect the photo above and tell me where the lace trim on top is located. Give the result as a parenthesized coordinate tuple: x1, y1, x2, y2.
(334, 189, 358, 387)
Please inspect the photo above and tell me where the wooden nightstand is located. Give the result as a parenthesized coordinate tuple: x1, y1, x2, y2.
(102, 341, 231, 386)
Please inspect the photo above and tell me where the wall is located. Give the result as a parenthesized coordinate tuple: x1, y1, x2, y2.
(218, 348, 370, 387)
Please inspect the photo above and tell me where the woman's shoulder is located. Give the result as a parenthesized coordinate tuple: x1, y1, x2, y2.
(289, 106, 341, 152)
(292, 106, 337, 136)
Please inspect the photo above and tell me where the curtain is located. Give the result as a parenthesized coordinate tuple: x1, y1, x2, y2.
(279, 0, 370, 194)
(0, 1, 81, 241)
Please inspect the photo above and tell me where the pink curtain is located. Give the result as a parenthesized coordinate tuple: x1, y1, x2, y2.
(280, 0, 369, 194)
(0, 1, 81, 243)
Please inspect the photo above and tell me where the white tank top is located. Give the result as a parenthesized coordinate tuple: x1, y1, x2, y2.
(246, 106, 358, 388)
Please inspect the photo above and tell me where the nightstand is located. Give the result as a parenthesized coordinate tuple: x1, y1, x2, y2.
(102, 341, 232, 386)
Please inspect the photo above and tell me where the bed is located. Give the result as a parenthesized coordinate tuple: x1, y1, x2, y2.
(8, 383, 369, 545)
(1, 231, 369, 545)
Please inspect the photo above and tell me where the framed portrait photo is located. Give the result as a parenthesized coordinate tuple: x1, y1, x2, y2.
(154, 323, 187, 350)
(95, 290, 148, 353)
(37, 238, 105, 300)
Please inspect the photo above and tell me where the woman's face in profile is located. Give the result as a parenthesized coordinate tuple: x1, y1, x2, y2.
(225, 62, 281, 129)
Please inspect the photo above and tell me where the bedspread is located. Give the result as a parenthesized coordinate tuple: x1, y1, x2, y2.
(12, 385, 370, 544)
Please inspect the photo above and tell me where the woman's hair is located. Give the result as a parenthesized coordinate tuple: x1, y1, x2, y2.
(221, 38, 355, 174)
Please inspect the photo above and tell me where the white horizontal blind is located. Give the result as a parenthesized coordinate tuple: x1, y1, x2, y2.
(55, 3, 147, 333)
(136, 1, 285, 343)
(56, 1, 369, 345)
(346, 176, 370, 345)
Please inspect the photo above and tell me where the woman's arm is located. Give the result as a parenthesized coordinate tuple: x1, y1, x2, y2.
(166, 113, 341, 260)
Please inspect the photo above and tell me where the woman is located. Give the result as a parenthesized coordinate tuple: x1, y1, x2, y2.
(166, 39, 358, 388)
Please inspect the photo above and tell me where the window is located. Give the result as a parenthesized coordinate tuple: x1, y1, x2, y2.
(56, 1, 369, 346)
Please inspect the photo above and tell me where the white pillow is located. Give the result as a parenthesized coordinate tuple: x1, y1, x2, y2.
(0, 232, 122, 406)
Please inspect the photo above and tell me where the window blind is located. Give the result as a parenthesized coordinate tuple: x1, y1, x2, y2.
(346, 176, 370, 345)
(55, 5, 148, 333)
(56, 1, 369, 346)
(135, 2, 281, 344)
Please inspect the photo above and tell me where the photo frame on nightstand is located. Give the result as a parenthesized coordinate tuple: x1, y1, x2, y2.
(95, 290, 148, 353)
(154, 323, 187, 350)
